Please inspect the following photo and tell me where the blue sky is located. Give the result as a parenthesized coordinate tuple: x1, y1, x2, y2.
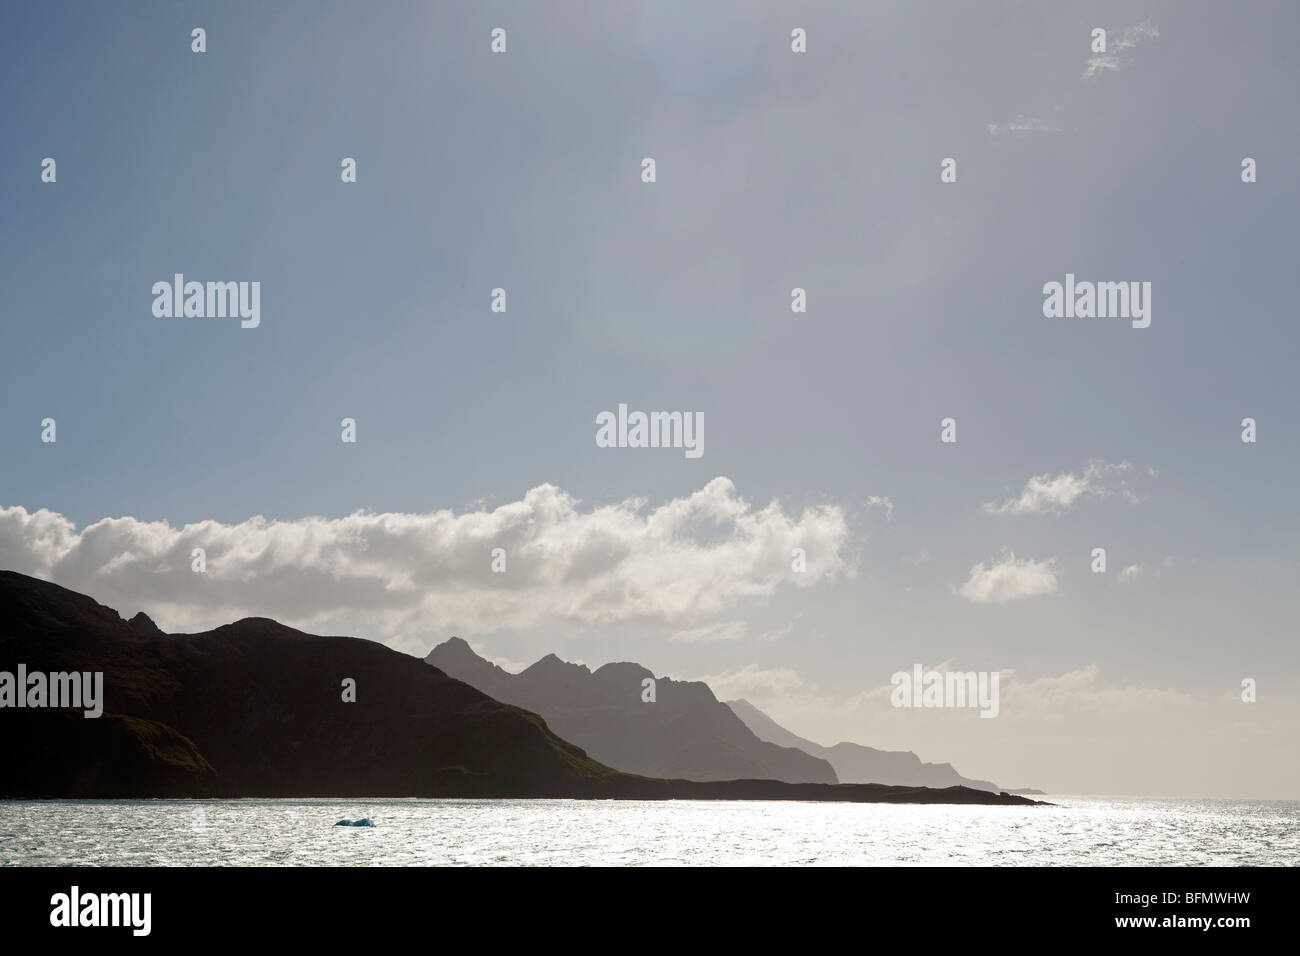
(2, 1, 1298, 796)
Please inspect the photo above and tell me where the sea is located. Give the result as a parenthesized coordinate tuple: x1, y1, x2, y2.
(2, 795, 1296, 866)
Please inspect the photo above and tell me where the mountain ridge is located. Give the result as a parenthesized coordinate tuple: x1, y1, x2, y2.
(727, 697, 1021, 792)
(0, 571, 1040, 805)
(426, 637, 839, 784)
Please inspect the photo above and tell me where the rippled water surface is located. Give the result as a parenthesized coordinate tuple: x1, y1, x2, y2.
(2, 796, 1296, 866)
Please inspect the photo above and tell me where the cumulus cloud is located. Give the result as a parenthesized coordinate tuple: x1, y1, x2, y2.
(983, 459, 1137, 516)
(958, 549, 1059, 603)
(1084, 20, 1159, 79)
(1118, 563, 1145, 583)
(865, 495, 894, 520)
(0, 477, 851, 643)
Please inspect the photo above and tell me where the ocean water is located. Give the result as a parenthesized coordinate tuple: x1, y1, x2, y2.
(1, 796, 1296, 866)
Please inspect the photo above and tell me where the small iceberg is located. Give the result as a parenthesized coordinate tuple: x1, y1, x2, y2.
(334, 818, 375, 827)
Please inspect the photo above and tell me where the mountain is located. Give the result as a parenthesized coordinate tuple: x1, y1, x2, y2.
(0, 571, 1040, 804)
(727, 698, 1011, 793)
(426, 637, 838, 784)
(0, 571, 629, 798)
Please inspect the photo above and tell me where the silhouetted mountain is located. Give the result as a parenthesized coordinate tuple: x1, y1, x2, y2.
(127, 611, 164, 636)
(0, 571, 1041, 804)
(0, 571, 629, 798)
(426, 637, 838, 784)
(726, 698, 1011, 792)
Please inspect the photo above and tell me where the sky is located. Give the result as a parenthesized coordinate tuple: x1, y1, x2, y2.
(2, 1, 1298, 798)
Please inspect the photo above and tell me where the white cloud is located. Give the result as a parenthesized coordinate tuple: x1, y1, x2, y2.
(986, 114, 1063, 136)
(997, 663, 1191, 715)
(958, 549, 1059, 603)
(689, 663, 814, 703)
(983, 459, 1136, 516)
(0, 477, 852, 643)
(756, 622, 795, 643)
(670, 621, 747, 643)
(469, 642, 528, 675)
(865, 495, 894, 520)
(1118, 563, 1145, 583)
(1084, 20, 1160, 79)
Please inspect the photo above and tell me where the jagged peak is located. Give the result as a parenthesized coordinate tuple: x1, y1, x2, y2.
(128, 611, 164, 635)
(427, 635, 479, 660)
(522, 652, 590, 677)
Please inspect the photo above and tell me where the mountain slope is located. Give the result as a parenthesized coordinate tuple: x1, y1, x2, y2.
(0, 571, 1039, 804)
(726, 698, 1005, 792)
(427, 638, 838, 784)
(0, 571, 628, 798)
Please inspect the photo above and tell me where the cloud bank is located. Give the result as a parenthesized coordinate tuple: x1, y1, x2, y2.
(0, 477, 851, 643)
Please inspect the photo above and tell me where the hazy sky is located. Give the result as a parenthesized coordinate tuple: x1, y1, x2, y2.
(2, 1, 1297, 798)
